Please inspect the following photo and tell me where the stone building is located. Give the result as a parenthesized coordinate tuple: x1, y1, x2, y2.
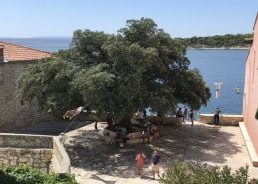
(242, 13, 258, 166)
(0, 41, 50, 132)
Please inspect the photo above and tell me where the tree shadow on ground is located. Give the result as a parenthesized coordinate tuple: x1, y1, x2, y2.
(64, 123, 242, 179)
(90, 174, 116, 184)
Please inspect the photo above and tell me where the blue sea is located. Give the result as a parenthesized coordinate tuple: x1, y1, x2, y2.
(187, 49, 247, 115)
(1, 38, 248, 115)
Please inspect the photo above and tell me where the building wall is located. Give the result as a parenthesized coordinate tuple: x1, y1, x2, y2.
(243, 16, 258, 154)
(0, 61, 48, 132)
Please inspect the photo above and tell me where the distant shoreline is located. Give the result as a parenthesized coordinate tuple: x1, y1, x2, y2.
(188, 47, 249, 50)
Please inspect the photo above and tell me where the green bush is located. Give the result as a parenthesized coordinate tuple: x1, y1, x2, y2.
(0, 166, 77, 184)
(160, 161, 249, 184)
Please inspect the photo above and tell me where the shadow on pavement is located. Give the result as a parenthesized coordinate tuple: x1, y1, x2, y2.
(64, 123, 241, 179)
(90, 174, 116, 184)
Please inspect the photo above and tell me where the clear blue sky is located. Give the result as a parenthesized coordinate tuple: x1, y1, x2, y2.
(2, 0, 258, 38)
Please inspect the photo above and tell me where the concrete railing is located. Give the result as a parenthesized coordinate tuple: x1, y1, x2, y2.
(198, 114, 243, 126)
(53, 136, 71, 174)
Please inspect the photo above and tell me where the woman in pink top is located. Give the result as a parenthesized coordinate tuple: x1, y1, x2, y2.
(135, 152, 146, 177)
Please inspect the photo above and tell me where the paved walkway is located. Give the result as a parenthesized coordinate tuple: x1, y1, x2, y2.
(64, 122, 258, 184)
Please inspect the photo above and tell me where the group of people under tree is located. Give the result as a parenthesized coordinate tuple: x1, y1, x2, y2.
(135, 150, 161, 180)
(176, 106, 194, 126)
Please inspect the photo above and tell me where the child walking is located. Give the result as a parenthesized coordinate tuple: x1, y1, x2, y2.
(135, 152, 146, 177)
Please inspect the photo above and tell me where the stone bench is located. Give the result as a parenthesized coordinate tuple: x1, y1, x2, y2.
(101, 129, 150, 144)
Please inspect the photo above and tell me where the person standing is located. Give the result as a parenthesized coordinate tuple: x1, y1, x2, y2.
(137, 110, 144, 124)
(151, 151, 161, 180)
(143, 108, 147, 117)
(135, 152, 146, 177)
(183, 106, 188, 122)
(214, 107, 222, 125)
(190, 109, 194, 126)
(176, 108, 183, 117)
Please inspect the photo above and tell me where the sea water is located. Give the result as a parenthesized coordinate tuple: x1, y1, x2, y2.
(188, 49, 247, 115)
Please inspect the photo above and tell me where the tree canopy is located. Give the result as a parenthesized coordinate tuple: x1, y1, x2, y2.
(17, 18, 211, 124)
(175, 33, 252, 48)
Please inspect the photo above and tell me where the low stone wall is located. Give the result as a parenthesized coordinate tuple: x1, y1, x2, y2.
(198, 114, 243, 126)
(53, 136, 71, 173)
(0, 148, 52, 172)
(135, 115, 183, 126)
(0, 133, 71, 174)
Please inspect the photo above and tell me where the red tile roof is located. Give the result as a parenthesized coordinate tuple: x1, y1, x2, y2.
(0, 41, 51, 62)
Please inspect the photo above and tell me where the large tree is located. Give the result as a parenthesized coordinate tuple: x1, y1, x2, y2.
(17, 18, 211, 125)
(16, 58, 82, 118)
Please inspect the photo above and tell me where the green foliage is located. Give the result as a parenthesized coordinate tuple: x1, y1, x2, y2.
(70, 18, 210, 124)
(160, 161, 249, 184)
(175, 33, 253, 48)
(16, 58, 83, 119)
(0, 166, 77, 184)
(17, 18, 211, 123)
(255, 108, 258, 120)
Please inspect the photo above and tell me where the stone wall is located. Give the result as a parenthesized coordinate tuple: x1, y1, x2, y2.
(0, 148, 52, 172)
(198, 114, 243, 126)
(132, 115, 183, 126)
(0, 61, 49, 132)
(0, 133, 53, 172)
(0, 133, 71, 173)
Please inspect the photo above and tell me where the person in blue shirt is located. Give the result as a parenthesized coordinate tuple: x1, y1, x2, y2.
(151, 150, 161, 180)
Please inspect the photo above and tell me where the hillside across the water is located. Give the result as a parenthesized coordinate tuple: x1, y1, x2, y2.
(175, 33, 252, 49)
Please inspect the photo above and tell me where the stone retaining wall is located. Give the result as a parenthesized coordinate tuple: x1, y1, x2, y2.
(198, 114, 243, 126)
(0, 133, 71, 174)
(0, 148, 52, 172)
(133, 115, 183, 126)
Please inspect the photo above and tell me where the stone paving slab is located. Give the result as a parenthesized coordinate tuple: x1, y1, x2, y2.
(64, 122, 258, 184)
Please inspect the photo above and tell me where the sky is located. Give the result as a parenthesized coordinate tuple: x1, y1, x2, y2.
(1, 0, 258, 38)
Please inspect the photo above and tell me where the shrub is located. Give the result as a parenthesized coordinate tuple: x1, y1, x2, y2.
(160, 161, 249, 184)
(0, 166, 77, 184)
